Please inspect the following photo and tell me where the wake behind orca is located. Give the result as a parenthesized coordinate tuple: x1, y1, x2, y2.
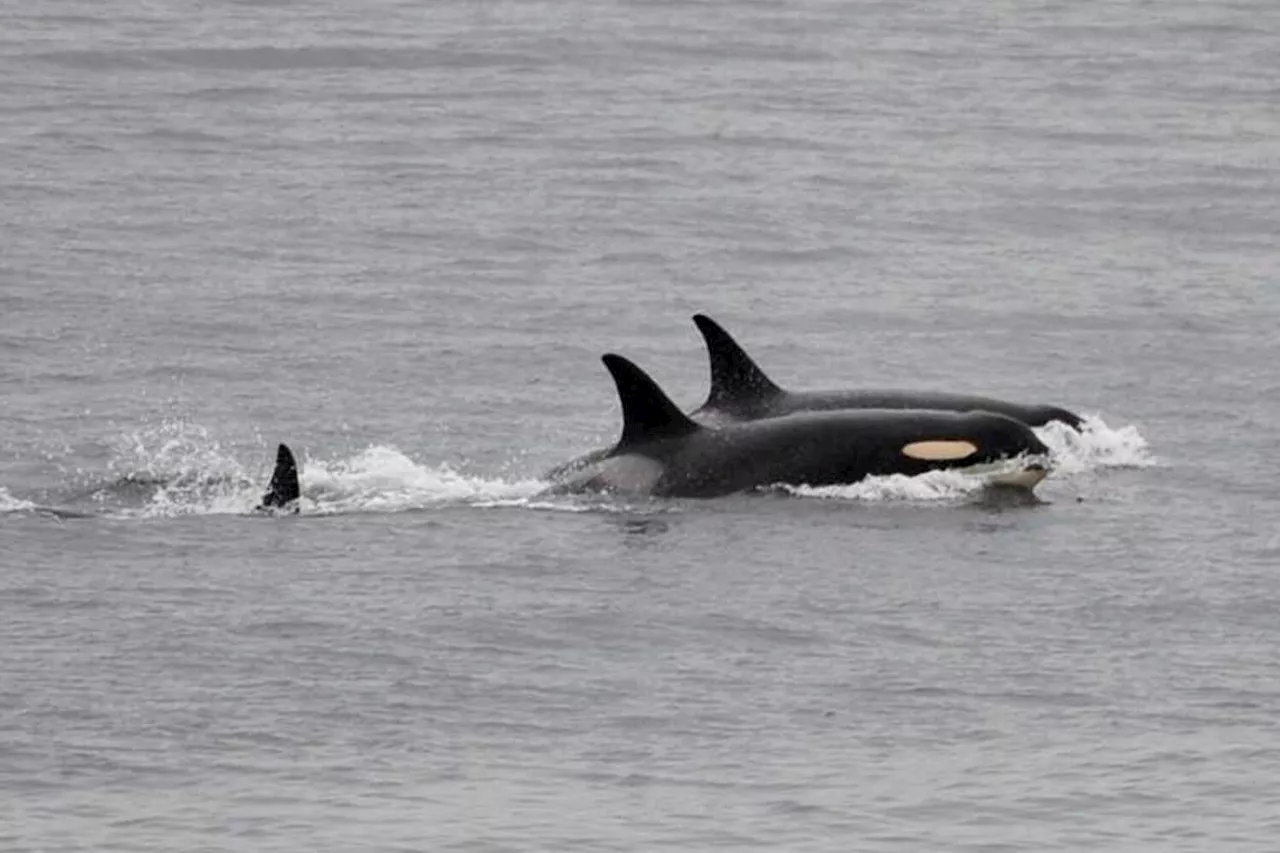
(691, 314, 1084, 429)
(3, 444, 303, 520)
(548, 354, 1051, 499)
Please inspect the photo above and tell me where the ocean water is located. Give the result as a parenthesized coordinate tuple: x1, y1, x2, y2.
(2, 0, 1278, 850)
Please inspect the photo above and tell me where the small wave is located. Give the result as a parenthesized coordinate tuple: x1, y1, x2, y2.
(1036, 415, 1154, 476)
(0, 487, 36, 514)
(294, 446, 547, 517)
(97, 421, 260, 518)
(784, 467, 1014, 503)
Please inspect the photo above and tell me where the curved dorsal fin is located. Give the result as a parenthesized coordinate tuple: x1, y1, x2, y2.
(601, 354, 701, 450)
(260, 443, 301, 508)
(692, 314, 783, 406)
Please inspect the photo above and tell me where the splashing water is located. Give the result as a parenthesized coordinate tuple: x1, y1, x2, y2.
(784, 414, 1152, 504)
(87, 420, 261, 518)
(1036, 414, 1155, 476)
(784, 468, 1013, 503)
(296, 446, 547, 517)
(111, 445, 553, 519)
(0, 486, 36, 514)
(4, 415, 1151, 518)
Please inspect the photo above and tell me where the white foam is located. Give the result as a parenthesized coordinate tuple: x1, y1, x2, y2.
(296, 446, 547, 516)
(0, 486, 36, 514)
(65, 414, 1155, 518)
(108, 420, 245, 484)
(1035, 415, 1155, 476)
(95, 425, 558, 518)
(94, 420, 251, 518)
(785, 466, 1022, 503)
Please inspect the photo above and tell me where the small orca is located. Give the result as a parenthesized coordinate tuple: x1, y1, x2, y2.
(256, 443, 301, 514)
(691, 314, 1084, 430)
(548, 354, 1051, 499)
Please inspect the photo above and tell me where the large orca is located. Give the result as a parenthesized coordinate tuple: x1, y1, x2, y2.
(691, 314, 1084, 429)
(548, 354, 1051, 498)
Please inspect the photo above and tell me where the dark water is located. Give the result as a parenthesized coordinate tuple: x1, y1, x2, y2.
(2, 1, 1278, 849)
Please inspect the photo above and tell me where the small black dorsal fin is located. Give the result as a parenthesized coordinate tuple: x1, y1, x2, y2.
(260, 443, 300, 509)
(692, 314, 783, 407)
(601, 354, 702, 450)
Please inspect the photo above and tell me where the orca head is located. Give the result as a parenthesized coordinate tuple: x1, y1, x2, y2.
(894, 411, 1052, 484)
(948, 410, 1052, 472)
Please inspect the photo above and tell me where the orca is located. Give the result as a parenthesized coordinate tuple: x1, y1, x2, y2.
(548, 354, 1051, 498)
(691, 314, 1084, 429)
(256, 443, 301, 514)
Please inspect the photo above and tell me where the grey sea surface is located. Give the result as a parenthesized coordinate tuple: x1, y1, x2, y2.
(2, 0, 1278, 850)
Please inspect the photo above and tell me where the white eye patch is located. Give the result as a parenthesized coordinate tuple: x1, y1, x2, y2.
(900, 440, 979, 461)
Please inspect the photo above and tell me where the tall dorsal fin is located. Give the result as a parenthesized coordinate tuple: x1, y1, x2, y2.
(692, 314, 783, 406)
(601, 354, 702, 450)
(260, 443, 300, 509)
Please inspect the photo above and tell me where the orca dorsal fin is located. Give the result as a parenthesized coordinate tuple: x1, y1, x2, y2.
(692, 314, 783, 406)
(260, 443, 301, 509)
(601, 354, 702, 450)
